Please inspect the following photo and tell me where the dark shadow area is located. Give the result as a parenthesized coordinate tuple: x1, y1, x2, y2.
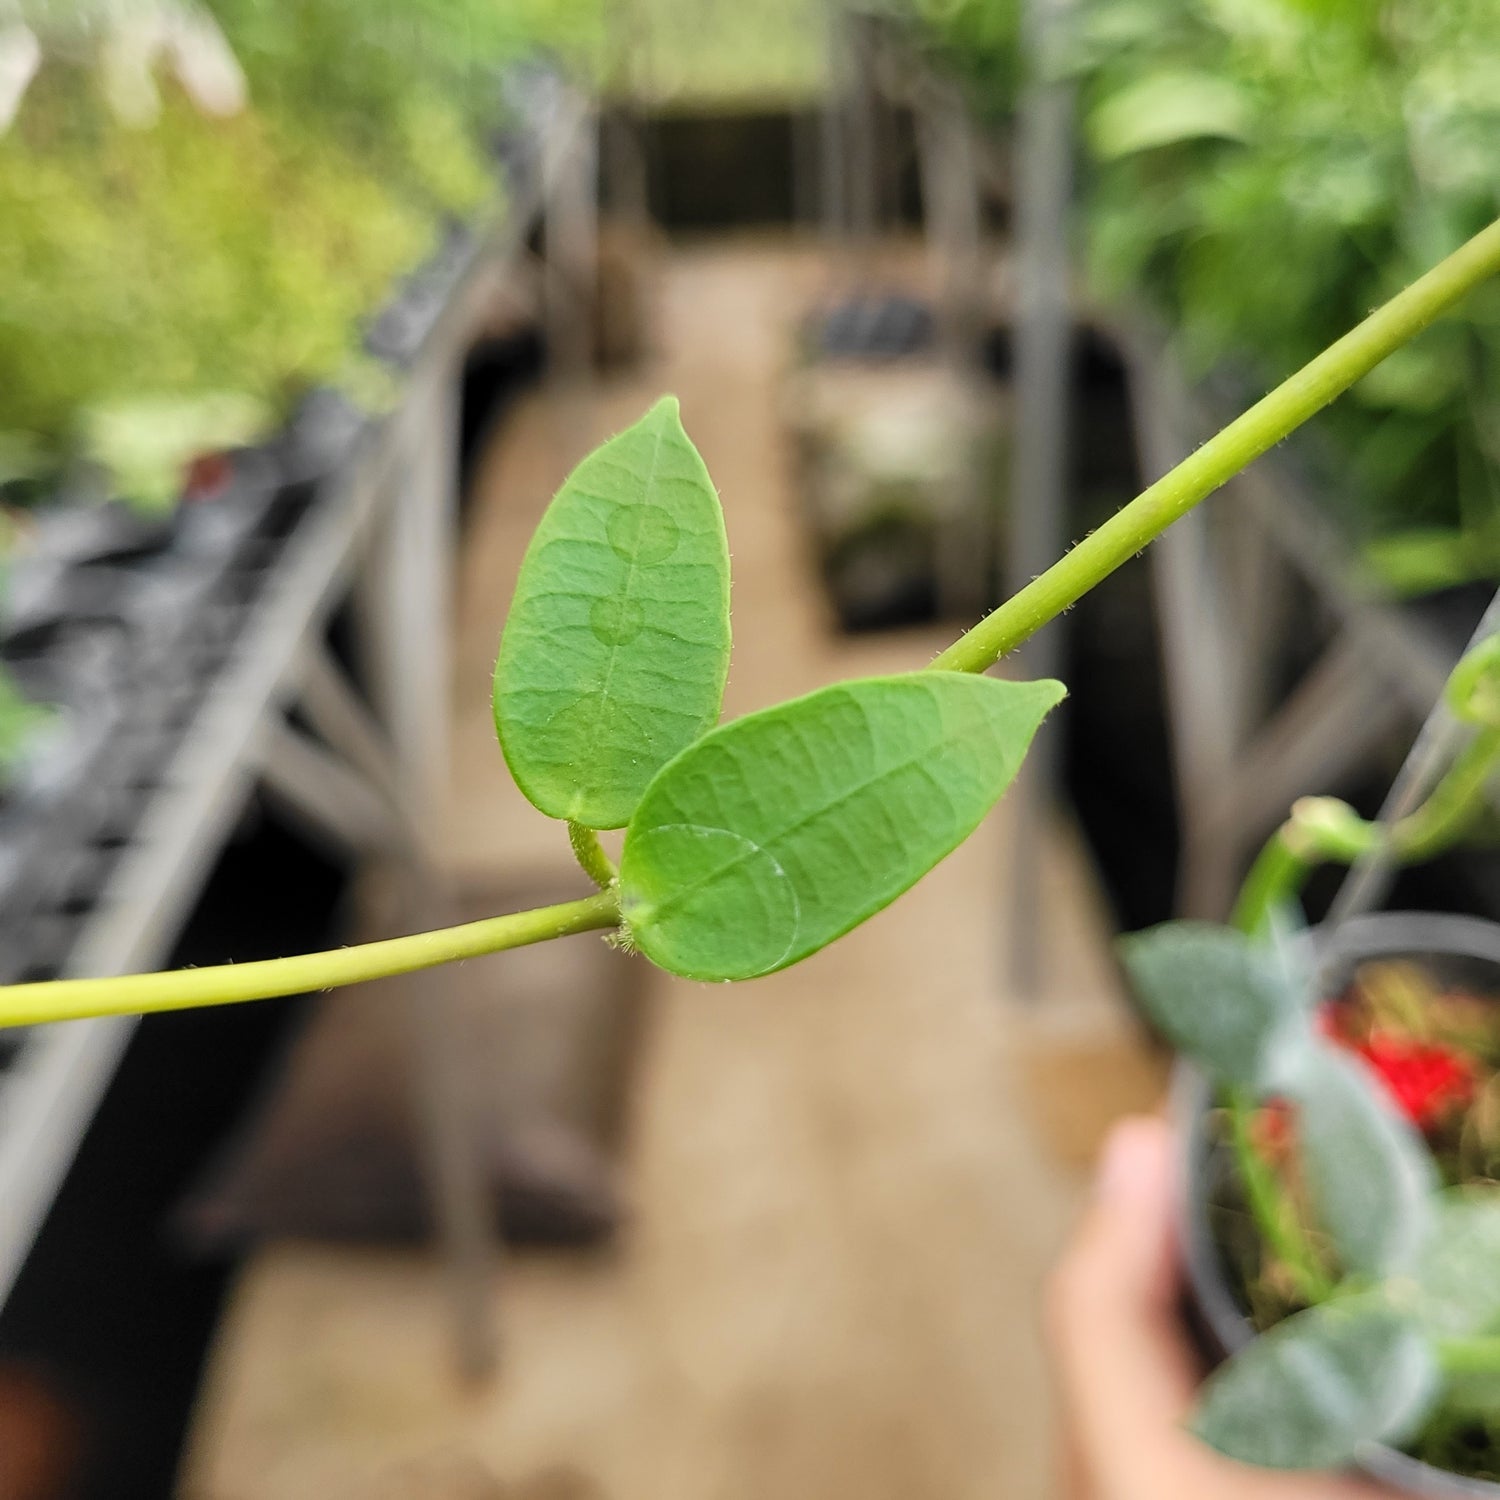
(0, 807, 349, 1500)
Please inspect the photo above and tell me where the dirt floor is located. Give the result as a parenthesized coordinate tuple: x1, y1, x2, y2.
(180, 238, 1164, 1500)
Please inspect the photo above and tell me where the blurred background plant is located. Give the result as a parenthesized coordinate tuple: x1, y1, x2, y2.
(0, 0, 601, 508)
(1069, 0, 1500, 594)
(612, 0, 824, 107)
(898, 0, 1021, 124)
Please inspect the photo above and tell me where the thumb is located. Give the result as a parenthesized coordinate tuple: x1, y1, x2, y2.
(1048, 1116, 1201, 1458)
(1072, 1114, 1184, 1327)
(1049, 1117, 1394, 1500)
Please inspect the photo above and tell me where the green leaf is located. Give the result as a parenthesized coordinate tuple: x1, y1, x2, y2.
(1118, 922, 1307, 1090)
(1363, 528, 1495, 598)
(493, 397, 732, 829)
(1087, 72, 1252, 161)
(618, 672, 1065, 981)
(1287, 1041, 1439, 1278)
(1193, 1299, 1439, 1471)
(1413, 1190, 1500, 1338)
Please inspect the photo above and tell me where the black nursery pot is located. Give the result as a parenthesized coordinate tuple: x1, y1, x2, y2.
(1177, 912, 1500, 1499)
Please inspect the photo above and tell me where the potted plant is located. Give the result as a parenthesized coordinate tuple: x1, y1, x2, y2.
(1121, 627, 1500, 1487)
(4, 214, 1500, 1487)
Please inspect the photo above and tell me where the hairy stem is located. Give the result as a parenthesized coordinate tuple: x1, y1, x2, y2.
(933, 216, 1500, 673)
(568, 820, 619, 889)
(0, 890, 621, 1027)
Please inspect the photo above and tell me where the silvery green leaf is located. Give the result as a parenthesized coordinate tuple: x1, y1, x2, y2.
(1193, 1299, 1439, 1471)
(1288, 1041, 1439, 1278)
(1118, 922, 1306, 1090)
(1412, 1190, 1500, 1338)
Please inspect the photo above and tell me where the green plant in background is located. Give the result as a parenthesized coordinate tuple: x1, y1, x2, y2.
(0, 81, 435, 499)
(0, 661, 50, 775)
(1071, 0, 1500, 594)
(0, 0, 603, 507)
(206, 0, 602, 209)
(898, 0, 1022, 123)
(611, 0, 824, 108)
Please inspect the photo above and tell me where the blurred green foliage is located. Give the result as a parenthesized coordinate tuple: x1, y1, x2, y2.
(900, 0, 1020, 122)
(906, 0, 1500, 591)
(1074, 0, 1500, 588)
(0, 0, 600, 505)
(609, 0, 824, 108)
(0, 663, 51, 778)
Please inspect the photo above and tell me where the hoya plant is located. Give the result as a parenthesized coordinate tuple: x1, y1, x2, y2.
(3, 213, 1500, 1482)
(1123, 632, 1500, 1472)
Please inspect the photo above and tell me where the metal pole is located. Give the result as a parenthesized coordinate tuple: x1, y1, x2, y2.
(1328, 585, 1500, 924)
(1003, 0, 1076, 995)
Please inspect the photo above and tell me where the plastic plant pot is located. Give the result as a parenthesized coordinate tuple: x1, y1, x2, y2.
(1178, 911, 1500, 1498)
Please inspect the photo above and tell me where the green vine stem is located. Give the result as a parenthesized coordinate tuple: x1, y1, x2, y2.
(1226, 1084, 1334, 1305)
(0, 890, 620, 1026)
(1226, 841, 1336, 1307)
(1231, 798, 1372, 937)
(934, 216, 1500, 673)
(1235, 724, 1500, 937)
(567, 821, 619, 889)
(2, 218, 1500, 1027)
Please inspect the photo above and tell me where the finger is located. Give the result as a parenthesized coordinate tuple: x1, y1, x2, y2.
(1049, 1115, 1393, 1500)
(1048, 1116, 1202, 1500)
(1050, 1115, 1199, 1418)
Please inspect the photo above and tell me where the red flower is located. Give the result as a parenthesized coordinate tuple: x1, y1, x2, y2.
(1349, 1034, 1475, 1129)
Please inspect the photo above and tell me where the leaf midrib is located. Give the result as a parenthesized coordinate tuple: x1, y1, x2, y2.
(628, 690, 1008, 934)
(570, 412, 670, 819)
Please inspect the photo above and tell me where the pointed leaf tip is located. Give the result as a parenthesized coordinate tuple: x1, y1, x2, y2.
(619, 672, 1065, 981)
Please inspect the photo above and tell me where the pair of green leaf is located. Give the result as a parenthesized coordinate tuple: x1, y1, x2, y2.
(492, 398, 1064, 981)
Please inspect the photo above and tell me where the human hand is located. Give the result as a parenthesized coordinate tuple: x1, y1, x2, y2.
(1046, 1115, 1388, 1500)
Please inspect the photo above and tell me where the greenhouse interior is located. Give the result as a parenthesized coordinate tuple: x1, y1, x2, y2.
(6, 1, 1500, 1496)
